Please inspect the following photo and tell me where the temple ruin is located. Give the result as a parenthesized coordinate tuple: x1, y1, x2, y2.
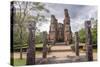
(48, 9, 72, 45)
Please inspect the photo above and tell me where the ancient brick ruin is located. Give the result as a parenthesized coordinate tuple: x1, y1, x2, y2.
(48, 9, 72, 45)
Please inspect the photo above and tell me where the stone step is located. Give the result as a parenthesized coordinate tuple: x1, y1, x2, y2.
(50, 49, 72, 52)
(51, 45, 72, 51)
(48, 51, 75, 58)
(55, 42, 66, 45)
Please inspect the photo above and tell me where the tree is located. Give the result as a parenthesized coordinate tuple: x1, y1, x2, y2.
(79, 28, 86, 43)
(91, 18, 97, 44)
(13, 1, 49, 60)
(35, 32, 43, 44)
(91, 28, 97, 44)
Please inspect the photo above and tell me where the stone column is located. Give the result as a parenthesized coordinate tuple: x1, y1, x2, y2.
(75, 32, 79, 56)
(42, 31, 48, 58)
(64, 9, 72, 45)
(26, 21, 36, 65)
(85, 20, 93, 61)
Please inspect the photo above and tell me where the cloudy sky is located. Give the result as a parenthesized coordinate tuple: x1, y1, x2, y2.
(37, 2, 97, 33)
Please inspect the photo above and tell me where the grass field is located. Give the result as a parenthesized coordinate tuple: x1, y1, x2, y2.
(14, 59, 26, 66)
(36, 44, 43, 48)
(13, 44, 43, 66)
(14, 43, 43, 50)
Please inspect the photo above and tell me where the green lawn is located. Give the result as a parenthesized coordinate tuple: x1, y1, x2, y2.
(14, 59, 26, 66)
(13, 51, 42, 66)
(93, 48, 97, 52)
(14, 43, 43, 49)
(36, 43, 43, 48)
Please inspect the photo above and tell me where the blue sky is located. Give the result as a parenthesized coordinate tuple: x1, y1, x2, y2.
(37, 3, 97, 33)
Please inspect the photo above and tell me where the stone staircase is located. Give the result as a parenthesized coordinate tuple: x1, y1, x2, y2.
(47, 42, 74, 58)
(37, 43, 87, 64)
(36, 42, 90, 64)
(51, 45, 72, 52)
(55, 42, 66, 45)
(50, 42, 72, 52)
(36, 43, 96, 64)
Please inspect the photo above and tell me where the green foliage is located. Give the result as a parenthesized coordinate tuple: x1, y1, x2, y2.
(91, 28, 97, 44)
(35, 32, 43, 44)
(13, 29, 20, 45)
(79, 23, 97, 44)
(91, 18, 97, 44)
(13, 2, 49, 48)
(13, 24, 28, 43)
(14, 59, 26, 66)
(79, 28, 86, 43)
(79, 28, 97, 44)
(78, 18, 97, 44)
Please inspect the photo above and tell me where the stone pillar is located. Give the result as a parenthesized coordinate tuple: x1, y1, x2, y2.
(42, 31, 48, 58)
(85, 20, 93, 61)
(49, 15, 58, 44)
(64, 9, 72, 45)
(26, 21, 36, 65)
(75, 32, 79, 56)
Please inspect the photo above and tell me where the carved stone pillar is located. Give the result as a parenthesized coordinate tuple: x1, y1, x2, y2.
(26, 21, 36, 65)
(75, 32, 79, 56)
(42, 31, 48, 58)
(85, 20, 93, 61)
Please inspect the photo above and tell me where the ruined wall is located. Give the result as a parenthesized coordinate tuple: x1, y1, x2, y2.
(64, 9, 72, 45)
(49, 15, 58, 43)
(49, 9, 72, 45)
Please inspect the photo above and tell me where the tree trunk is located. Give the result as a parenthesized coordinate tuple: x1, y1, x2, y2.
(19, 26, 23, 59)
(20, 47, 22, 59)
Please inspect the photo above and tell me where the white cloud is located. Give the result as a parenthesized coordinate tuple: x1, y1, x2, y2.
(37, 3, 97, 33)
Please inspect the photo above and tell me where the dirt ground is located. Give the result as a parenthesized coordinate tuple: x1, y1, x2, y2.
(13, 45, 97, 61)
(13, 44, 97, 63)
